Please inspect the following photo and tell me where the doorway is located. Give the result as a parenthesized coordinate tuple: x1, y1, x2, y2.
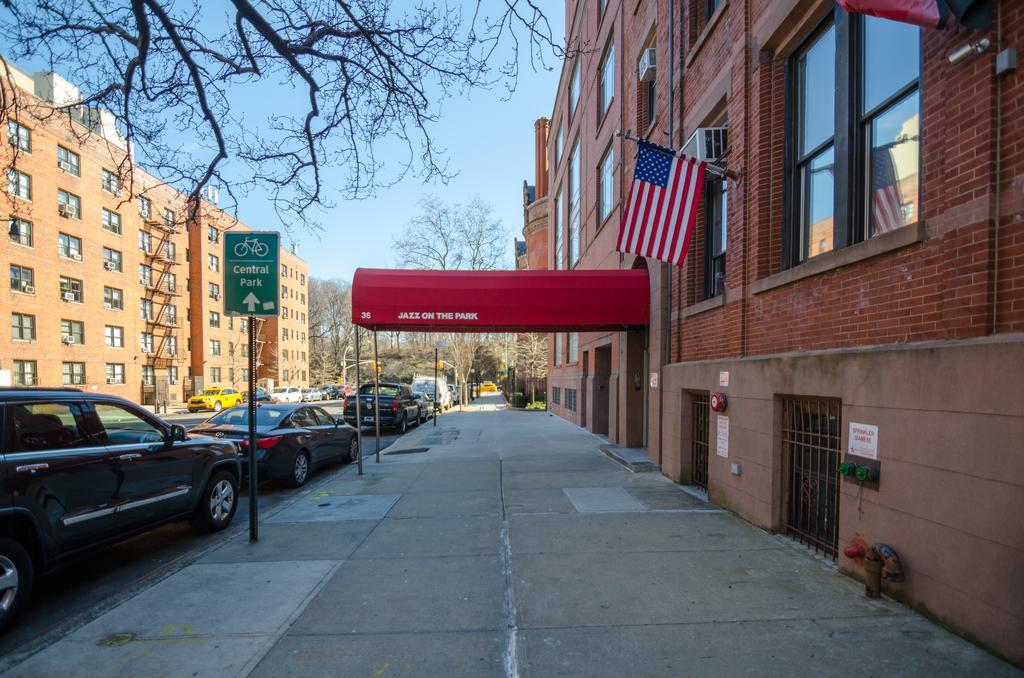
(592, 345, 611, 435)
(580, 350, 589, 429)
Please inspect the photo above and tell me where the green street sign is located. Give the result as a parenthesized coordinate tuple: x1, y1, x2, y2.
(223, 231, 280, 316)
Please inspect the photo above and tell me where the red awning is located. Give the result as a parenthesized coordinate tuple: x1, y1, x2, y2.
(351, 268, 650, 332)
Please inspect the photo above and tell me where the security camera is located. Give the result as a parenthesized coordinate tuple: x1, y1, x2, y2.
(947, 38, 991, 65)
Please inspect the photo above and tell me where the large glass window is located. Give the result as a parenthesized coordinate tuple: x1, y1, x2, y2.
(787, 14, 920, 266)
(568, 140, 581, 267)
(598, 145, 615, 224)
(568, 332, 579, 363)
(569, 60, 580, 119)
(554, 188, 564, 270)
(10, 401, 89, 450)
(704, 179, 728, 299)
(554, 333, 564, 366)
(599, 39, 615, 120)
(554, 124, 563, 168)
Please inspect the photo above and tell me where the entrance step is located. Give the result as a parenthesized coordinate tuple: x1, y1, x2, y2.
(599, 444, 661, 473)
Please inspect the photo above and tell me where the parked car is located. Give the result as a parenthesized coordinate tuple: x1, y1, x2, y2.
(0, 388, 241, 632)
(269, 386, 302, 403)
(317, 385, 341, 400)
(242, 388, 271, 403)
(191, 403, 357, 487)
(342, 382, 420, 433)
(301, 388, 324, 402)
(187, 387, 244, 413)
(410, 391, 435, 424)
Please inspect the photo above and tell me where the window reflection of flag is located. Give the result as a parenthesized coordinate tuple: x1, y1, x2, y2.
(872, 145, 904, 234)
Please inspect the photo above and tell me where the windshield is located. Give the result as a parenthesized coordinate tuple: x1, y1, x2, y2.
(205, 406, 288, 427)
(201, 389, 221, 396)
(271, 387, 288, 393)
(359, 384, 400, 397)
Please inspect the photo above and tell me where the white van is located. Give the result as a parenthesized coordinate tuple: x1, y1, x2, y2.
(411, 376, 450, 410)
(270, 386, 302, 403)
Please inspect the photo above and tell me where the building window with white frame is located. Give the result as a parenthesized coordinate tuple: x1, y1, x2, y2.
(101, 168, 121, 195)
(10, 264, 33, 293)
(209, 254, 219, 272)
(103, 247, 123, 272)
(58, 189, 80, 218)
(61, 319, 84, 344)
(141, 332, 155, 353)
(102, 208, 122, 234)
(598, 145, 615, 224)
(598, 39, 615, 120)
(568, 332, 579, 363)
(8, 169, 31, 200)
(59, 232, 83, 259)
(57, 146, 81, 176)
(105, 325, 124, 348)
(553, 188, 564, 270)
(142, 365, 155, 386)
(7, 120, 31, 152)
(105, 286, 123, 309)
(106, 363, 126, 384)
(62, 362, 85, 385)
(568, 141, 581, 267)
(569, 60, 580, 119)
(138, 196, 152, 219)
(60, 276, 83, 303)
(210, 339, 221, 356)
(554, 333, 564, 366)
(13, 360, 36, 386)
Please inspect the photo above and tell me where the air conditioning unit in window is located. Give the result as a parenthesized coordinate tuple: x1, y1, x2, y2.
(104, 261, 117, 271)
(104, 302, 113, 309)
(58, 204, 72, 218)
(113, 188, 122, 197)
(62, 334, 76, 344)
(638, 48, 656, 83)
(58, 159, 72, 172)
(23, 285, 35, 294)
(212, 293, 221, 301)
(69, 252, 82, 261)
(681, 127, 728, 163)
(61, 291, 76, 302)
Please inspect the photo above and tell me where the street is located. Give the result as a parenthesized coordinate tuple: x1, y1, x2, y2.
(0, 395, 1015, 677)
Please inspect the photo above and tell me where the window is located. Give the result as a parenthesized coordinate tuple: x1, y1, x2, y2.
(142, 365, 155, 386)
(282, 348, 290, 361)
(569, 60, 580, 119)
(227, 316, 233, 330)
(105, 325, 125, 348)
(140, 298, 154, 321)
(207, 226, 218, 243)
(93, 403, 165, 444)
(209, 254, 219, 272)
(61, 319, 84, 344)
(598, 145, 615, 224)
(554, 189, 563, 270)
(300, 293, 305, 305)
(163, 208, 175, 229)
(11, 313, 35, 341)
(598, 39, 615, 119)
(10, 264, 33, 293)
(58, 189, 80, 218)
(166, 272, 177, 293)
(554, 332, 564, 366)
(209, 282, 220, 299)
(141, 332, 154, 353)
(57, 146, 81, 176)
(59, 232, 83, 260)
(168, 366, 179, 385)
(552, 386, 561, 405)
(8, 217, 32, 247)
(138, 230, 152, 253)
(60, 277, 83, 302)
(281, 264, 288, 277)
(705, 0, 721, 23)
(241, 319, 250, 332)
(282, 307, 288, 320)
(568, 332, 579, 363)
(103, 247, 122, 272)
(164, 241, 176, 261)
(282, 327, 289, 340)
(8, 169, 31, 200)
(282, 284, 288, 298)
(209, 311, 221, 328)
(105, 363, 126, 385)
(786, 15, 920, 266)
(166, 304, 178, 324)
(13, 360, 36, 386)
(210, 339, 221, 356)
(704, 179, 728, 299)
(105, 286, 124, 310)
(568, 141, 581, 267)
(62, 362, 86, 385)
(166, 335, 178, 356)
(210, 367, 221, 383)
(139, 264, 153, 286)
(102, 209, 122, 234)
(138, 196, 152, 219)
(554, 124, 563, 168)
(565, 388, 577, 412)
(300, 273, 305, 285)
(11, 401, 89, 450)
(101, 168, 121, 195)
(7, 120, 31, 152)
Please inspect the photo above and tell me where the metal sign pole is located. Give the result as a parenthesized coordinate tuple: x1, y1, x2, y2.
(355, 329, 363, 475)
(434, 347, 438, 427)
(373, 331, 381, 463)
(247, 315, 258, 543)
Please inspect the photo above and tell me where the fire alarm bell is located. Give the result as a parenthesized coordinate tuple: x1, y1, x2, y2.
(710, 392, 727, 412)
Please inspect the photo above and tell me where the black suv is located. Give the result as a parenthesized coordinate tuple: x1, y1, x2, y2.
(0, 389, 241, 631)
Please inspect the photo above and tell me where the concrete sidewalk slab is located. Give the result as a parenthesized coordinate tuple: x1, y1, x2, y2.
(388, 490, 502, 518)
(562, 487, 647, 512)
(503, 488, 577, 514)
(200, 521, 378, 563)
(266, 493, 400, 522)
(351, 515, 500, 558)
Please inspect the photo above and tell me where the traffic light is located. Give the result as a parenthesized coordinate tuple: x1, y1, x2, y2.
(437, 362, 444, 370)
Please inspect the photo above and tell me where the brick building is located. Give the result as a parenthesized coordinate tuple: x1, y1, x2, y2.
(2, 60, 309, 405)
(531, 0, 1023, 664)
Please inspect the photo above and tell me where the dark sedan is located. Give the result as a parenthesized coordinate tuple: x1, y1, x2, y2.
(190, 404, 358, 487)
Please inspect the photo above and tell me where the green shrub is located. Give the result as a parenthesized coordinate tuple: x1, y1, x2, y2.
(525, 401, 547, 411)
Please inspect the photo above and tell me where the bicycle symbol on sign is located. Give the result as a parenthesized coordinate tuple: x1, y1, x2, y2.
(233, 236, 270, 258)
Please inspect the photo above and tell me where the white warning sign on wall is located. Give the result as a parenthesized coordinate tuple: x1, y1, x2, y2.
(848, 422, 879, 460)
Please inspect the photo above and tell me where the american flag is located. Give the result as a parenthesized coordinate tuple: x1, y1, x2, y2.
(617, 142, 705, 266)
(871, 145, 904, 235)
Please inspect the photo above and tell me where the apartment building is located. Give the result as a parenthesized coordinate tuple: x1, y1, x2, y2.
(534, 0, 1022, 664)
(2, 60, 310, 404)
(258, 246, 310, 389)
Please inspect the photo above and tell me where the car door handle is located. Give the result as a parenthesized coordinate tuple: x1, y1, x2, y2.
(16, 463, 49, 473)
(118, 453, 143, 461)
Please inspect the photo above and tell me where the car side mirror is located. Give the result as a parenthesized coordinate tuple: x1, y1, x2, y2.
(333, 416, 343, 427)
(168, 424, 187, 442)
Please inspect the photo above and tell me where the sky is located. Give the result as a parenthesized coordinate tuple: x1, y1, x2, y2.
(3, 2, 565, 282)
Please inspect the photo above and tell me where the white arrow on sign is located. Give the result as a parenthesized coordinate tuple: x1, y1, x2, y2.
(243, 292, 260, 312)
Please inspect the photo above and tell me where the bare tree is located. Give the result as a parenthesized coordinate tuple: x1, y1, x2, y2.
(515, 333, 548, 404)
(0, 1, 561, 230)
(308, 277, 355, 384)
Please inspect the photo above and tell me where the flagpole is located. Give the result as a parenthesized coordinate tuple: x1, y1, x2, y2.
(615, 130, 740, 181)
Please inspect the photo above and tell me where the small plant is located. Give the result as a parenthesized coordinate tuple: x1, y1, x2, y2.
(525, 401, 546, 411)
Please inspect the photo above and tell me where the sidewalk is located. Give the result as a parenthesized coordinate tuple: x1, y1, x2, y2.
(8, 394, 1017, 677)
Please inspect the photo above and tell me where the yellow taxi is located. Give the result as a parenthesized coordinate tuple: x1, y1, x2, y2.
(187, 387, 244, 413)
(480, 381, 498, 393)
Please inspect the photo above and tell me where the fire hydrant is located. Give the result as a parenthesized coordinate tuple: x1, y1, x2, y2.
(863, 543, 904, 598)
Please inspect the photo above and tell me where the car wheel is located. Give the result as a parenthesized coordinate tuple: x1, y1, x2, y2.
(397, 414, 407, 434)
(347, 436, 359, 463)
(0, 538, 33, 634)
(287, 450, 310, 488)
(213, 401, 223, 413)
(191, 470, 238, 533)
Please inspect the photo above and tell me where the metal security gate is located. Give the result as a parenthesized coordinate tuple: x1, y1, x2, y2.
(781, 396, 841, 558)
(691, 393, 710, 491)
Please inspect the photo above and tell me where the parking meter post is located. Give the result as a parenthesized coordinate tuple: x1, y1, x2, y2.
(355, 329, 363, 475)
(434, 348, 438, 427)
(373, 330, 380, 463)
(247, 315, 258, 543)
